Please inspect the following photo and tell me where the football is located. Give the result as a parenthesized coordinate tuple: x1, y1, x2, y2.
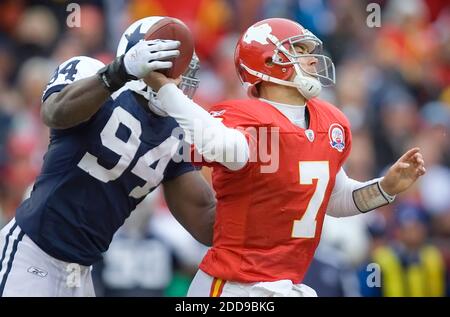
(144, 17, 194, 79)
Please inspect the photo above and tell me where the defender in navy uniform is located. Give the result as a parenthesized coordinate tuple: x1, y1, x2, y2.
(0, 17, 215, 296)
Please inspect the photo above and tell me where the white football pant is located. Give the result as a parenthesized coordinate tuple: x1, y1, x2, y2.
(0, 219, 95, 297)
(187, 269, 318, 297)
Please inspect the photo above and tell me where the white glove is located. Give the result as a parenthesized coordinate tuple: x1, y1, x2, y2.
(123, 39, 180, 79)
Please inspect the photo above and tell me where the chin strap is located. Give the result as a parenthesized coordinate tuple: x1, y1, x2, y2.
(240, 63, 321, 100)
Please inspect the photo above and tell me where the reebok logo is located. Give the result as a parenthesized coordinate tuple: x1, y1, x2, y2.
(27, 266, 48, 278)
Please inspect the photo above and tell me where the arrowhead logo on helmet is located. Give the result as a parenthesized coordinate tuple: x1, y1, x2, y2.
(243, 23, 272, 45)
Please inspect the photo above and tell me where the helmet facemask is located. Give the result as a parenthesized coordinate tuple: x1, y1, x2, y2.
(179, 53, 200, 99)
(268, 31, 335, 99)
(129, 53, 200, 105)
(272, 34, 335, 87)
(148, 52, 200, 100)
(147, 53, 200, 116)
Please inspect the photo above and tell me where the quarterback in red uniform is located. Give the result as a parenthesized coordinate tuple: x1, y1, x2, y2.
(144, 18, 426, 296)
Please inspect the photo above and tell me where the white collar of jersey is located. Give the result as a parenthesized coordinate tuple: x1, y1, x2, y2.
(112, 80, 149, 100)
(259, 98, 307, 128)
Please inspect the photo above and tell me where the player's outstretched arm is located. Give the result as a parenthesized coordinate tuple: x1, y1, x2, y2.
(162, 170, 216, 246)
(42, 40, 180, 129)
(144, 71, 250, 171)
(327, 148, 426, 217)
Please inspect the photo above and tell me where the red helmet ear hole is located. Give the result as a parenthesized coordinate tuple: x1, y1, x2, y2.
(265, 57, 274, 67)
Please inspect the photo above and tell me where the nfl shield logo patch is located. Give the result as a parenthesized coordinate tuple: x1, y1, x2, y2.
(305, 129, 315, 142)
(328, 123, 345, 152)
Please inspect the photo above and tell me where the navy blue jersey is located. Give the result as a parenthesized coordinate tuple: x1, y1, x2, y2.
(15, 56, 194, 265)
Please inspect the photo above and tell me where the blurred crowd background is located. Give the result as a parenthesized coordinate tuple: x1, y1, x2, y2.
(0, 0, 449, 297)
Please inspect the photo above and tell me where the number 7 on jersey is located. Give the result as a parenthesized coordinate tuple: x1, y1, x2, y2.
(292, 161, 330, 238)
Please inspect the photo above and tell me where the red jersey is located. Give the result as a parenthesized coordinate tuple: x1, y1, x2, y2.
(199, 98, 352, 284)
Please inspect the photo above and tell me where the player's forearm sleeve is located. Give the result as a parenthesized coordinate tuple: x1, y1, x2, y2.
(157, 83, 249, 170)
(326, 168, 395, 217)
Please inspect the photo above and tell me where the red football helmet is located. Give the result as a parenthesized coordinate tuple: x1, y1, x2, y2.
(234, 18, 335, 100)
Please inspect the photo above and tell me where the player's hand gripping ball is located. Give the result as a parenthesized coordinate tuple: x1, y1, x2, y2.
(145, 17, 194, 79)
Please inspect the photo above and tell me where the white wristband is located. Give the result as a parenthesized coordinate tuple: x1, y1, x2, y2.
(352, 180, 395, 213)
